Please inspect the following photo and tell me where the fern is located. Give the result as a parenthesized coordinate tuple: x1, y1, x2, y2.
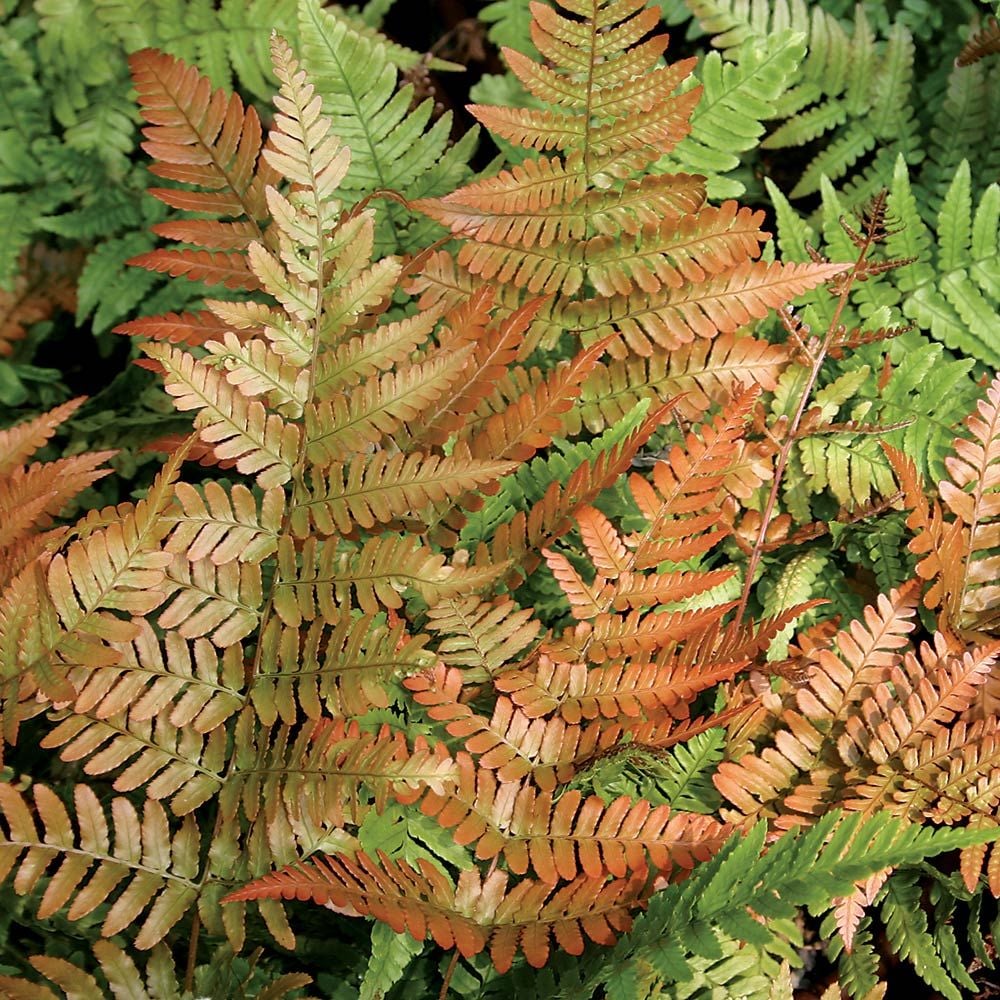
(0, 939, 312, 998)
(762, 162, 984, 525)
(760, 550, 828, 661)
(689, 2, 921, 203)
(885, 158, 1000, 369)
(0, 0, 299, 327)
(657, 727, 726, 814)
(5, 4, 1000, 996)
(0, 397, 113, 588)
(0, 30, 746, 981)
(687, 1, 996, 217)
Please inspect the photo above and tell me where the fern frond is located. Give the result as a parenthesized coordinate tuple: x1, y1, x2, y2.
(297, 0, 475, 254)
(887, 159, 999, 368)
(841, 638, 998, 767)
(574, 332, 790, 432)
(158, 554, 263, 648)
(406, 662, 619, 792)
(223, 848, 647, 972)
(305, 350, 474, 467)
(0, 444, 190, 764)
(70, 620, 243, 733)
(202, 334, 311, 417)
(659, 727, 727, 814)
(41, 708, 227, 815)
(584, 811, 1000, 997)
(714, 585, 919, 826)
(406, 752, 731, 883)
(0, 397, 87, 476)
(0, 783, 200, 949)
(665, 31, 806, 198)
(299, 719, 458, 823)
(294, 452, 516, 536)
(127, 47, 276, 259)
(881, 872, 964, 999)
(957, 16, 1000, 67)
(414, 294, 547, 448)
(165, 481, 284, 565)
(114, 308, 244, 349)
(273, 534, 507, 626)
(2, 937, 311, 1000)
(940, 373, 1000, 629)
(145, 343, 299, 488)
(416, 0, 844, 366)
(252, 614, 431, 723)
(0, 454, 116, 552)
(628, 384, 758, 568)
(495, 650, 744, 725)
(570, 260, 847, 356)
(312, 302, 447, 398)
(423, 595, 541, 681)
(463, 340, 609, 463)
(46, 448, 188, 646)
(0, 247, 80, 355)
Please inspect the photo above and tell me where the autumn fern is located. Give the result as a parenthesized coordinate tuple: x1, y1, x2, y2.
(0, 26, 759, 987)
(410, 0, 842, 410)
(5, 4, 1000, 996)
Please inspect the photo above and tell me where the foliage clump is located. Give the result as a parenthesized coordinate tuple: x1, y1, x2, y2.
(0, 1, 999, 998)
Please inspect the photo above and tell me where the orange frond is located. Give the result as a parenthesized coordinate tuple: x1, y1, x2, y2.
(223, 849, 647, 972)
(128, 48, 275, 236)
(407, 753, 730, 882)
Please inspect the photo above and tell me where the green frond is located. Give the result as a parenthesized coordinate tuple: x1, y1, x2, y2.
(0, 195, 44, 293)
(479, 0, 537, 57)
(665, 30, 805, 198)
(761, 550, 827, 660)
(822, 912, 880, 999)
(577, 812, 1000, 996)
(94, 0, 298, 100)
(885, 158, 1000, 368)
(360, 915, 425, 1000)
(873, 340, 978, 481)
(463, 400, 649, 548)
(694, 2, 937, 209)
(297, 0, 475, 255)
(686, 0, 813, 60)
(921, 56, 1000, 220)
(76, 232, 160, 335)
(849, 512, 912, 593)
(797, 430, 895, 510)
(881, 872, 964, 1000)
(658, 727, 726, 814)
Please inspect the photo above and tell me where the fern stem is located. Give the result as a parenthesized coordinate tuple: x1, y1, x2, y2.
(439, 950, 459, 1000)
(184, 910, 201, 993)
(734, 203, 887, 625)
